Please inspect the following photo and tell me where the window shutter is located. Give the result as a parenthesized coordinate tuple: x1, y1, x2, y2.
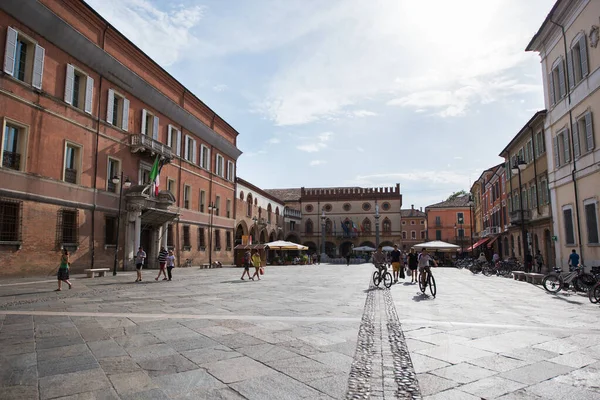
(534, 135, 539, 158)
(141, 109, 147, 134)
(176, 130, 181, 156)
(64, 64, 75, 104)
(167, 125, 172, 149)
(3, 27, 18, 76)
(106, 89, 115, 125)
(553, 136, 560, 167)
(557, 61, 566, 98)
(572, 122, 580, 158)
(585, 112, 594, 151)
(566, 51, 574, 89)
(153, 116, 159, 141)
(121, 98, 129, 131)
(548, 72, 555, 105)
(579, 35, 588, 77)
(184, 136, 189, 160)
(563, 130, 571, 163)
(193, 140, 198, 164)
(206, 148, 211, 171)
(32, 44, 45, 90)
(84, 75, 94, 114)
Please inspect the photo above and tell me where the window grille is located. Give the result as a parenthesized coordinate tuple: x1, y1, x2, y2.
(215, 229, 221, 250)
(182, 225, 190, 250)
(105, 216, 117, 245)
(198, 227, 205, 250)
(56, 208, 78, 248)
(0, 198, 22, 242)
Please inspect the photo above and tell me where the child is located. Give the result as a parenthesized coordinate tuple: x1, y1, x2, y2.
(166, 250, 175, 281)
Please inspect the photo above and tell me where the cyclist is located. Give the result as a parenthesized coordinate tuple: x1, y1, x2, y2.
(418, 248, 437, 288)
(372, 245, 388, 275)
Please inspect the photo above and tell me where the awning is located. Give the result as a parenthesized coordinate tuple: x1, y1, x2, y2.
(487, 235, 500, 248)
(465, 237, 490, 252)
(140, 208, 179, 226)
(233, 244, 267, 251)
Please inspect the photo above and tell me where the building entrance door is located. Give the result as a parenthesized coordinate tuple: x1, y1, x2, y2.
(140, 228, 152, 268)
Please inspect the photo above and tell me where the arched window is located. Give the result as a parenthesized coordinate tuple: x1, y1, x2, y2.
(247, 194, 253, 217)
(325, 218, 332, 234)
(362, 218, 371, 233)
(305, 219, 314, 235)
(275, 207, 280, 224)
(267, 204, 272, 223)
(239, 191, 244, 200)
(402, 231, 407, 239)
(382, 218, 391, 233)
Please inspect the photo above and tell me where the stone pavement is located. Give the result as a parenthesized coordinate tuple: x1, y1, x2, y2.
(0, 264, 599, 399)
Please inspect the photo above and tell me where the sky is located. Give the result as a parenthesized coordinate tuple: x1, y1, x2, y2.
(86, 0, 556, 209)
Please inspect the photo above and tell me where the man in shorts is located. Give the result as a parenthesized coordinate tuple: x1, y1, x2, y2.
(418, 248, 437, 288)
(390, 244, 402, 283)
(135, 246, 146, 282)
(372, 245, 388, 274)
(407, 248, 419, 283)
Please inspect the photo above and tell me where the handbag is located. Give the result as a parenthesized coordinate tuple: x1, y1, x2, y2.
(259, 267, 264, 275)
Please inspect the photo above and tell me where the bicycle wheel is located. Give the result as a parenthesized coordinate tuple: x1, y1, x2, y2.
(482, 265, 493, 277)
(428, 274, 436, 297)
(383, 272, 393, 288)
(574, 273, 596, 293)
(418, 273, 426, 293)
(372, 271, 381, 287)
(543, 274, 562, 293)
(589, 282, 600, 304)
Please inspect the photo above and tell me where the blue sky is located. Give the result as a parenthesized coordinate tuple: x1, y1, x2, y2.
(86, 0, 555, 209)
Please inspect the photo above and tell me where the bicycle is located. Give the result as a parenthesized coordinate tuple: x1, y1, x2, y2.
(372, 263, 392, 288)
(542, 265, 596, 294)
(418, 266, 436, 297)
(588, 267, 600, 304)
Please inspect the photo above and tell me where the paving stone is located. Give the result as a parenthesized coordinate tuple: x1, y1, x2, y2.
(495, 390, 544, 399)
(77, 328, 112, 342)
(88, 339, 128, 359)
(151, 327, 201, 342)
(2, 341, 35, 355)
(503, 347, 560, 362)
(0, 385, 38, 400)
(230, 372, 323, 400)
(114, 333, 162, 349)
(431, 362, 496, 384)
(127, 344, 178, 362)
(171, 387, 247, 400)
(181, 344, 241, 365)
(551, 366, 600, 393)
(500, 360, 575, 384)
(98, 356, 142, 375)
(458, 376, 528, 399)
(206, 356, 276, 383)
(423, 388, 481, 400)
(52, 388, 120, 399)
(109, 370, 158, 395)
(416, 343, 494, 364)
(216, 332, 267, 349)
(38, 353, 99, 377)
(39, 368, 111, 400)
(276, 339, 324, 357)
(152, 369, 225, 397)
(419, 333, 472, 346)
(548, 351, 598, 369)
(119, 389, 169, 400)
(467, 354, 531, 373)
(137, 354, 197, 377)
(307, 351, 353, 370)
(37, 344, 90, 362)
(0, 365, 37, 386)
(168, 335, 220, 352)
(0, 352, 37, 369)
(533, 338, 583, 354)
(192, 325, 237, 338)
(307, 374, 348, 398)
(237, 343, 298, 363)
(527, 380, 600, 400)
(468, 331, 551, 353)
(37, 336, 85, 350)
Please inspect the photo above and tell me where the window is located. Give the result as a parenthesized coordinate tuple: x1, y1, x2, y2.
(226, 231, 232, 250)
(247, 195, 253, 217)
(227, 199, 231, 218)
(549, 58, 566, 105)
(215, 196, 221, 217)
(573, 112, 594, 158)
(362, 203, 371, 211)
(525, 140, 533, 163)
(305, 220, 313, 234)
(3, 27, 45, 89)
(183, 185, 191, 209)
(141, 109, 159, 140)
(167, 224, 173, 248)
(531, 185, 537, 209)
(402, 231, 407, 239)
(435, 216, 441, 227)
(184, 135, 197, 163)
(435, 230, 442, 240)
(458, 229, 464, 238)
(522, 188, 528, 210)
(420, 220, 425, 225)
(200, 145, 210, 170)
(553, 130, 570, 168)
(57, 209, 78, 246)
(563, 206, 575, 245)
(107, 158, 120, 193)
(411, 231, 416, 239)
(197, 227, 206, 250)
(421, 231, 425, 239)
(457, 213, 464, 224)
(402, 221, 406, 225)
(214, 229, 221, 250)
(568, 35, 589, 87)
(64, 64, 94, 113)
(410, 220, 415, 225)
(215, 154, 225, 178)
(104, 216, 117, 246)
(540, 180, 548, 205)
(343, 203, 351, 211)
(106, 89, 129, 130)
(290, 221, 295, 231)
(63, 143, 82, 184)
(139, 161, 152, 185)
(0, 198, 22, 242)
(363, 218, 371, 233)
(535, 131, 545, 157)
(167, 125, 181, 156)
(167, 179, 175, 193)
(182, 225, 190, 250)
(2, 121, 27, 171)
(267, 204, 272, 223)
(227, 161, 235, 181)
(200, 190, 206, 213)
(382, 218, 391, 233)
(584, 200, 599, 244)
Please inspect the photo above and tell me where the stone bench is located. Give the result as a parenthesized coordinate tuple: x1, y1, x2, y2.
(84, 268, 110, 278)
(525, 273, 544, 284)
(512, 270, 526, 281)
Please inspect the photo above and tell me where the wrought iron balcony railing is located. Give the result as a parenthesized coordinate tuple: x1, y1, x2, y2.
(509, 210, 532, 225)
(64, 168, 77, 184)
(2, 151, 21, 170)
(130, 134, 173, 160)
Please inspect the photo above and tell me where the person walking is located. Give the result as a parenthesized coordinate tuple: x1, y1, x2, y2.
(346, 253, 351, 266)
(535, 250, 544, 273)
(135, 246, 146, 282)
(525, 252, 533, 273)
(56, 249, 73, 291)
(156, 246, 168, 281)
(407, 248, 419, 284)
(251, 249, 262, 281)
(166, 250, 175, 281)
(241, 249, 252, 280)
(568, 249, 580, 272)
(390, 244, 402, 283)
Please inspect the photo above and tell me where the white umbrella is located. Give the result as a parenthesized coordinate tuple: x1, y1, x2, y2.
(412, 240, 460, 252)
(265, 240, 308, 250)
(382, 246, 395, 252)
(353, 246, 376, 252)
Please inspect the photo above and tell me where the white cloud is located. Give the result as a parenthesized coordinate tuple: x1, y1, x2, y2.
(351, 171, 473, 186)
(267, 137, 280, 144)
(86, 0, 205, 66)
(356, 146, 365, 153)
(454, 156, 463, 160)
(352, 110, 378, 117)
(297, 132, 334, 152)
(310, 160, 326, 166)
(213, 84, 228, 92)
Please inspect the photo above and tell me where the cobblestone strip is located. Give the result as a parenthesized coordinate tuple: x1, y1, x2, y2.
(383, 288, 422, 399)
(345, 285, 376, 399)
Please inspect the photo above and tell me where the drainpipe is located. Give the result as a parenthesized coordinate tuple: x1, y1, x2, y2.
(208, 113, 216, 254)
(530, 126, 541, 216)
(550, 20, 584, 265)
(90, 24, 109, 268)
(176, 90, 186, 267)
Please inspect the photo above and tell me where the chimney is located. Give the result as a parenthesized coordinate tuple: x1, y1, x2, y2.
(411, 204, 414, 210)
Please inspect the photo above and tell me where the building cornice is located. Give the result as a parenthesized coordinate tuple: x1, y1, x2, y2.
(498, 110, 547, 157)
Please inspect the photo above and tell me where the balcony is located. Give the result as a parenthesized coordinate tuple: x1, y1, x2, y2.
(2, 151, 20, 170)
(509, 209, 532, 225)
(130, 134, 173, 161)
(64, 168, 77, 184)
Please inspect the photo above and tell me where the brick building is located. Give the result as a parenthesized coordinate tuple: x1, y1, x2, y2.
(0, 0, 240, 276)
(399, 206, 426, 250)
(425, 195, 474, 254)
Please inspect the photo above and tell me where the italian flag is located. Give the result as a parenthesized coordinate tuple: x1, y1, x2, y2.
(149, 155, 161, 196)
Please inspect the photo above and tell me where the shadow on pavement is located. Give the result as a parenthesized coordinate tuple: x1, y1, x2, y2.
(412, 293, 433, 302)
(546, 292, 586, 305)
(220, 280, 249, 284)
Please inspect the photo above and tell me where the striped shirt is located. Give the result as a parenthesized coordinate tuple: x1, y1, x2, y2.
(158, 249, 168, 263)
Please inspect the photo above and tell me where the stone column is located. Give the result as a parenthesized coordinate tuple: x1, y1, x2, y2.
(134, 213, 141, 250)
(162, 222, 169, 248)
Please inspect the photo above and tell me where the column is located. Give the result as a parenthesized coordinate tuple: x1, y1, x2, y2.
(162, 222, 169, 248)
(134, 213, 141, 250)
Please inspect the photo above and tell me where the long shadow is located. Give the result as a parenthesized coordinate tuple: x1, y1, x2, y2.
(0, 291, 50, 298)
(545, 291, 586, 305)
(412, 293, 433, 302)
(220, 280, 248, 284)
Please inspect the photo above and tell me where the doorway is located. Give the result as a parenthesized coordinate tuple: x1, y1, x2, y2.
(140, 228, 152, 268)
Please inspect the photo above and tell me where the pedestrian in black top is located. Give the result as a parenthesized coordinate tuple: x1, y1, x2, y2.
(390, 245, 403, 283)
(156, 246, 168, 281)
(408, 248, 419, 284)
(346, 253, 351, 266)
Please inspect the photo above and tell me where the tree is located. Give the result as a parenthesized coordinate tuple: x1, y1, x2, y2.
(446, 190, 468, 201)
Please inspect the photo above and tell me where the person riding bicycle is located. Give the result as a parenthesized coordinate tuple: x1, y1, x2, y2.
(418, 248, 437, 287)
(372, 245, 388, 274)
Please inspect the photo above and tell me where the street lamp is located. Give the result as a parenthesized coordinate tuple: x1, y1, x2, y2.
(321, 209, 326, 258)
(511, 158, 527, 265)
(374, 200, 380, 247)
(208, 202, 215, 266)
(112, 172, 131, 276)
(252, 216, 258, 244)
(468, 195, 474, 258)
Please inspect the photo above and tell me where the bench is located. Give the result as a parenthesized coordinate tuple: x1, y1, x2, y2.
(512, 270, 526, 281)
(525, 273, 544, 284)
(84, 268, 110, 278)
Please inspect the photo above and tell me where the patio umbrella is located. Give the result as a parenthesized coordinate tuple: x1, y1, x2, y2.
(412, 240, 460, 252)
(265, 240, 308, 250)
(353, 245, 376, 252)
(382, 246, 395, 252)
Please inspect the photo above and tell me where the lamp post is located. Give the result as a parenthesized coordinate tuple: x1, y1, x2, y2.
(208, 201, 215, 266)
(511, 159, 527, 264)
(321, 209, 326, 258)
(252, 216, 258, 244)
(468, 195, 474, 258)
(112, 172, 131, 276)
(374, 200, 380, 247)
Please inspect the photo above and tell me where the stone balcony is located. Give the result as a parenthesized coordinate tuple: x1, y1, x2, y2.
(130, 134, 173, 161)
(509, 209, 532, 225)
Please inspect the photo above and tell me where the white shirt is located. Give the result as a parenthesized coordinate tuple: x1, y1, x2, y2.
(418, 253, 432, 268)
